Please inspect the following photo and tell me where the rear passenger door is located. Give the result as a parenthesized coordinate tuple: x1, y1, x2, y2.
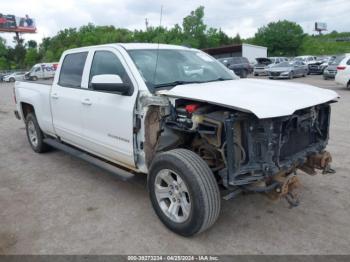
(79, 47, 138, 167)
(51, 51, 89, 147)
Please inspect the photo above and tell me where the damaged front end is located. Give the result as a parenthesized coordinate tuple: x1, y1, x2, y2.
(222, 104, 333, 184)
(143, 97, 335, 206)
(220, 103, 334, 204)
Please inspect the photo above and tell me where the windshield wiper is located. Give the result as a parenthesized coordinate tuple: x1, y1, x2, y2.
(153, 80, 202, 88)
(153, 78, 232, 89)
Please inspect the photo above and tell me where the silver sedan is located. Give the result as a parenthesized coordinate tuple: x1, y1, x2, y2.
(267, 61, 308, 79)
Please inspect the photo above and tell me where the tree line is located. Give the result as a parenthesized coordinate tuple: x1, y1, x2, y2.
(0, 6, 349, 70)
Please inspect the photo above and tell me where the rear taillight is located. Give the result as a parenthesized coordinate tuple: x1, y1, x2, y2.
(337, 66, 346, 70)
(13, 87, 17, 104)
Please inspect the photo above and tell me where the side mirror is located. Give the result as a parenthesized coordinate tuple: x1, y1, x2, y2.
(91, 74, 132, 96)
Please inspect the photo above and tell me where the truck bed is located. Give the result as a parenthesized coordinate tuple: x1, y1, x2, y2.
(15, 79, 54, 135)
(20, 79, 54, 86)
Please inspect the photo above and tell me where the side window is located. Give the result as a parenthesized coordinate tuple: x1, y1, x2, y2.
(347, 59, 350, 65)
(89, 50, 131, 85)
(35, 67, 40, 72)
(58, 52, 88, 88)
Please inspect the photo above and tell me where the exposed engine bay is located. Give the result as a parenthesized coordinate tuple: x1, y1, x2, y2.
(143, 98, 334, 205)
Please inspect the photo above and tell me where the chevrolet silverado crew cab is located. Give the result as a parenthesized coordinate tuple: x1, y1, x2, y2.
(14, 43, 339, 236)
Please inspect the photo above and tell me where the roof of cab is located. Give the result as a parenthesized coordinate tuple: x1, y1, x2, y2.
(64, 43, 192, 53)
(61, 43, 195, 59)
(119, 43, 191, 50)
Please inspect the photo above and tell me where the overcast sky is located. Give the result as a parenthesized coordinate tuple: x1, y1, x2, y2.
(1, 0, 349, 46)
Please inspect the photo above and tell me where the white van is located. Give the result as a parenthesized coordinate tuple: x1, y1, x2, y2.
(25, 63, 58, 81)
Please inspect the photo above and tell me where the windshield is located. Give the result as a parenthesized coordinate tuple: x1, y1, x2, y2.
(293, 57, 304, 61)
(330, 55, 345, 65)
(128, 49, 234, 89)
(272, 61, 291, 67)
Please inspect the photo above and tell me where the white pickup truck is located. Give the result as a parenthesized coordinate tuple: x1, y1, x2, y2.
(14, 43, 338, 236)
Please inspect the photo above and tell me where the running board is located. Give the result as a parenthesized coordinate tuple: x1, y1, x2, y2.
(44, 138, 135, 181)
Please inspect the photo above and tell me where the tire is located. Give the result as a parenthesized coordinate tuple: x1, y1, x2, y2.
(347, 81, 350, 89)
(148, 149, 221, 236)
(254, 73, 258, 76)
(10, 77, 15, 82)
(289, 71, 294, 80)
(32, 76, 38, 81)
(25, 113, 50, 153)
(241, 70, 247, 78)
(323, 75, 328, 80)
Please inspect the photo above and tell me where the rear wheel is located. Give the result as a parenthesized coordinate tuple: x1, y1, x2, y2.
(148, 149, 221, 236)
(25, 113, 50, 153)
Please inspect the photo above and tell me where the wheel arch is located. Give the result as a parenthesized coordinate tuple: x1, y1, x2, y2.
(21, 102, 35, 120)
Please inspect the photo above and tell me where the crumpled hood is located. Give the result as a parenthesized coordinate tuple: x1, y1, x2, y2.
(157, 79, 339, 119)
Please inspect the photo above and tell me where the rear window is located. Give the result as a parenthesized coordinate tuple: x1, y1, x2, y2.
(231, 57, 241, 64)
(58, 52, 88, 88)
(331, 55, 345, 65)
(241, 57, 249, 63)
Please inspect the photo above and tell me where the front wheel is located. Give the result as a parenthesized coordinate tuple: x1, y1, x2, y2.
(241, 70, 247, 78)
(289, 71, 294, 79)
(148, 149, 221, 236)
(9, 78, 15, 82)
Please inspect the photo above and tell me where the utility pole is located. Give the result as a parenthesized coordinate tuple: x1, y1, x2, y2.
(145, 18, 149, 31)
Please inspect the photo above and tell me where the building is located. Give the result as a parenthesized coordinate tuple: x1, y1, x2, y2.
(202, 43, 267, 63)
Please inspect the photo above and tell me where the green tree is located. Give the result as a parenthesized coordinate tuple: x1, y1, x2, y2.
(27, 40, 38, 49)
(182, 6, 207, 48)
(232, 33, 242, 44)
(0, 37, 8, 70)
(252, 20, 305, 56)
(25, 48, 40, 67)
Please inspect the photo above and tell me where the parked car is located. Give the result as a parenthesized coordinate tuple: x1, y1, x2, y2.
(308, 56, 336, 75)
(323, 55, 346, 80)
(253, 57, 288, 76)
(24, 63, 59, 81)
(335, 54, 350, 88)
(0, 73, 6, 82)
(3, 72, 25, 82)
(267, 61, 308, 79)
(253, 57, 271, 76)
(218, 57, 253, 78)
(292, 55, 317, 65)
(14, 43, 338, 236)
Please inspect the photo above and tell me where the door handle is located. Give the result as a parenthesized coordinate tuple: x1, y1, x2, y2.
(51, 93, 59, 99)
(81, 98, 92, 106)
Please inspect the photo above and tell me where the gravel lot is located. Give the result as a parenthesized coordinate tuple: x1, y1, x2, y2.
(0, 75, 349, 255)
